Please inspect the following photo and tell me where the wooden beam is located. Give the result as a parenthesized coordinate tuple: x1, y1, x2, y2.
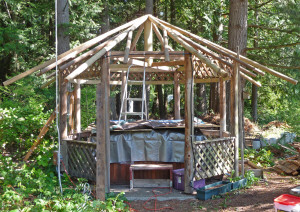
(184, 52, 194, 194)
(130, 24, 144, 51)
(40, 78, 55, 89)
(23, 110, 56, 161)
(219, 78, 226, 137)
(74, 80, 81, 133)
(110, 65, 171, 72)
(153, 16, 264, 75)
(144, 19, 153, 67)
(151, 60, 184, 67)
(163, 29, 170, 61)
(96, 81, 105, 200)
(3, 16, 147, 86)
(46, 71, 56, 79)
(123, 30, 133, 63)
(174, 70, 181, 119)
(240, 72, 262, 87)
(66, 15, 148, 81)
(59, 37, 113, 72)
(177, 32, 234, 70)
(153, 16, 297, 84)
(152, 22, 165, 49)
(240, 67, 257, 78)
(68, 94, 75, 134)
(233, 52, 240, 178)
(110, 51, 185, 60)
(96, 53, 110, 200)
(149, 16, 228, 78)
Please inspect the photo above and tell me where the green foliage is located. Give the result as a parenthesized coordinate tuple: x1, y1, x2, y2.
(0, 153, 130, 211)
(228, 170, 242, 183)
(244, 171, 259, 187)
(243, 148, 275, 168)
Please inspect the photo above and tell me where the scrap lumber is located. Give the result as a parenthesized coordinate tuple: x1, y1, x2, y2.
(24, 110, 56, 161)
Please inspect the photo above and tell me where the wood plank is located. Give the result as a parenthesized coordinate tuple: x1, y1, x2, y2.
(151, 60, 184, 67)
(131, 164, 173, 170)
(110, 51, 185, 59)
(133, 179, 171, 188)
(66, 16, 148, 81)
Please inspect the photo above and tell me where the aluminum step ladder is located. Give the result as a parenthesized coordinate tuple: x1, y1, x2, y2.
(119, 63, 147, 122)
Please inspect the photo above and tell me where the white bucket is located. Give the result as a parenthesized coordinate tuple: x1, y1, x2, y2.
(252, 139, 261, 149)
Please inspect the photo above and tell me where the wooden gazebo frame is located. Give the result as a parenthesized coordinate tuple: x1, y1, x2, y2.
(4, 15, 297, 200)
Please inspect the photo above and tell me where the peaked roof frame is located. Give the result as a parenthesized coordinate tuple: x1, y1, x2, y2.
(3, 15, 298, 87)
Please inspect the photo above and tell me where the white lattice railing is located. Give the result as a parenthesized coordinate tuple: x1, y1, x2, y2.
(194, 137, 235, 179)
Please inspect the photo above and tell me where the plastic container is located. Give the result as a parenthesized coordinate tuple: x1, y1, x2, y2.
(173, 168, 185, 191)
(274, 194, 300, 212)
(196, 181, 232, 200)
(232, 178, 247, 190)
(172, 168, 205, 191)
(252, 139, 261, 149)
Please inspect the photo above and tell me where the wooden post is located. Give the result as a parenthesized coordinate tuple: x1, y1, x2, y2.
(96, 53, 110, 200)
(59, 72, 68, 170)
(174, 70, 181, 119)
(68, 94, 74, 134)
(144, 17, 152, 117)
(219, 78, 226, 137)
(232, 52, 240, 177)
(74, 80, 81, 133)
(121, 71, 127, 115)
(184, 52, 194, 194)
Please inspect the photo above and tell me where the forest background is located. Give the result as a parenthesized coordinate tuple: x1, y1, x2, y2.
(0, 0, 299, 210)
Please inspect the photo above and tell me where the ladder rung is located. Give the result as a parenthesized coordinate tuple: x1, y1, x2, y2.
(126, 98, 143, 101)
(127, 80, 143, 85)
(121, 112, 146, 116)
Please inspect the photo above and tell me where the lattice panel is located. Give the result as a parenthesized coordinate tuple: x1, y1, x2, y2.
(194, 138, 235, 179)
(66, 140, 96, 181)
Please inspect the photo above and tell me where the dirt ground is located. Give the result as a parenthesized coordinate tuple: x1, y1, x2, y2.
(128, 171, 299, 212)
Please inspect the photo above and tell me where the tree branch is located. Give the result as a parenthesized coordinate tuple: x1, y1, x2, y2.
(246, 42, 300, 51)
(248, 24, 299, 35)
(262, 63, 300, 70)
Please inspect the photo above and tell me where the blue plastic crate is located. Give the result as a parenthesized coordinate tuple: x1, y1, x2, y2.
(196, 181, 232, 200)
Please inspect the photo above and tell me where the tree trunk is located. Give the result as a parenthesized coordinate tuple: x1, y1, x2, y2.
(228, 0, 248, 177)
(157, 85, 165, 119)
(145, 0, 153, 14)
(58, 0, 70, 141)
(196, 83, 207, 115)
(251, 0, 259, 122)
(101, 0, 110, 34)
